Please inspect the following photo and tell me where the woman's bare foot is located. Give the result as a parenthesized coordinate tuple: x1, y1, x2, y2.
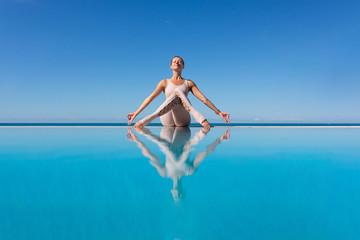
(134, 122, 144, 131)
(201, 120, 211, 131)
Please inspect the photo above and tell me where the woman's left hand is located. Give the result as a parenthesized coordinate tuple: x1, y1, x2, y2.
(219, 112, 230, 124)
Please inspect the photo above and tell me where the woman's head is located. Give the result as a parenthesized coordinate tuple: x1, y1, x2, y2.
(171, 188, 185, 202)
(170, 56, 185, 70)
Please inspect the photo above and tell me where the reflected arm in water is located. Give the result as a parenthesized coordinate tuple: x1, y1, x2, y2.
(127, 128, 166, 176)
(191, 129, 230, 174)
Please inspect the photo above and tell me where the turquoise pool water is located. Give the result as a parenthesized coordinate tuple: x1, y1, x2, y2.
(1, 127, 360, 239)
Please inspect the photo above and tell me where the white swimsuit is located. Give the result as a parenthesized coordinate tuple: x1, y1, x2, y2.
(164, 79, 189, 98)
(139, 79, 206, 127)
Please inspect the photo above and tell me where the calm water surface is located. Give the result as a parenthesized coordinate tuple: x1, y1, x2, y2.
(0, 127, 360, 240)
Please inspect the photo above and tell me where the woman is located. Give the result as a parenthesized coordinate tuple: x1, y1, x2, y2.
(127, 56, 230, 129)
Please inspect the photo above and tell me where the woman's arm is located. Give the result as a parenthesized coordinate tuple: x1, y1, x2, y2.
(127, 79, 166, 125)
(188, 80, 230, 123)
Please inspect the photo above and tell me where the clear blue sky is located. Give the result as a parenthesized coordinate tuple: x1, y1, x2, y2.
(1, 0, 359, 123)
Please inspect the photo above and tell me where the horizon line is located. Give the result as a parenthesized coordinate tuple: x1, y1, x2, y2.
(1, 123, 360, 126)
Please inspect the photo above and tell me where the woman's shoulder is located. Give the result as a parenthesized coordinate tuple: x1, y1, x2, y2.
(158, 79, 168, 85)
(186, 79, 196, 87)
(156, 79, 168, 89)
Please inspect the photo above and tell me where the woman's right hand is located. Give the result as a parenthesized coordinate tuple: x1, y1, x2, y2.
(220, 129, 230, 141)
(127, 112, 137, 125)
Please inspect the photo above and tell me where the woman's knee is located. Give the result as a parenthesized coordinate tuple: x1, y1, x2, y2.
(175, 123, 190, 127)
(160, 113, 175, 127)
(163, 123, 176, 127)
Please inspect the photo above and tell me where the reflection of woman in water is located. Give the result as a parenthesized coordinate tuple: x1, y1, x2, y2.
(127, 127, 230, 201)
(127, 56, 230, 130)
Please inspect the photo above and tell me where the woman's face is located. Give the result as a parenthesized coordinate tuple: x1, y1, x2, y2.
(170, 57, 184, 70)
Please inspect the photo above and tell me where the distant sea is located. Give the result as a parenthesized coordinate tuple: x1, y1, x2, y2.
(1, 123, 360, 127)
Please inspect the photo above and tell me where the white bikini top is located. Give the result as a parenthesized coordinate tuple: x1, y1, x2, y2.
(165, 79, 189, 98)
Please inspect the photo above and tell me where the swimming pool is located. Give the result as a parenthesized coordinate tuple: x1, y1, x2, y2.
(1, 126, 359, 239)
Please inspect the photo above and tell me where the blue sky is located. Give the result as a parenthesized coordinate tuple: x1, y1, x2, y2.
(1, 0, 359, 123)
